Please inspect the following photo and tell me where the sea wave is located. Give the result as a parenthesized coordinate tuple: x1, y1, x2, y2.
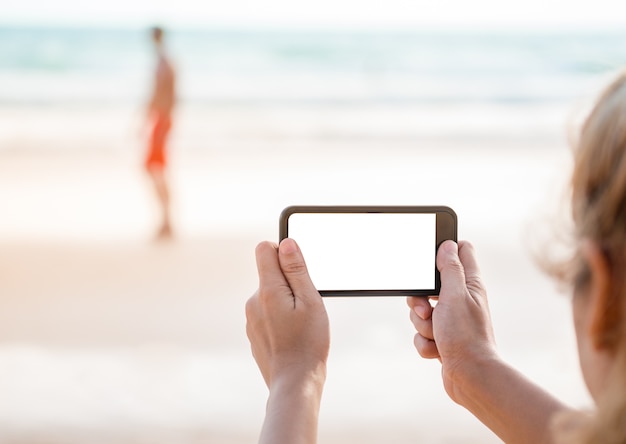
(1, 27, 625, 105)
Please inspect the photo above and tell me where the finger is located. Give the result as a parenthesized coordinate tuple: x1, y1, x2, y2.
(413, 333, 440, 360)
(457, 241, 485, 294)
(409, 307, 434, 340)
(244, 292, 259, 324)
(246, 292, 257, 322)
(245, 292, 271, 386)
(255, 241, 288, 291)
(407, 296, 433, 320)
(436, 240, 467, 301)
(278, 238, 319, 303)
(245, 291, 264, 343)
(457, 241, 480, 274)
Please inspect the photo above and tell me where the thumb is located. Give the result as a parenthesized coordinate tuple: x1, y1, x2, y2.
(278, 238, 320, 302)
(437, 240, 468, 301)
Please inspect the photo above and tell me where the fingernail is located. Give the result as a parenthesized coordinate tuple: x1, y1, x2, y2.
(441, 240, 458, 254)
(280, 238, 298, 254)
(414, 305, 427, 320)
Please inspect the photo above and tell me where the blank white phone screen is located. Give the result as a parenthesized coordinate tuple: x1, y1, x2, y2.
(287, 213, 436, 291)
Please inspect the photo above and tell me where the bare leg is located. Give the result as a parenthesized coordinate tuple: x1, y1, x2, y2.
(146, 166, 173, 239)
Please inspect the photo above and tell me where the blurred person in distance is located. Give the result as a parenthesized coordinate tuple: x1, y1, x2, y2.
(245, 71, 626, 444)
(145, 26, 176, 240)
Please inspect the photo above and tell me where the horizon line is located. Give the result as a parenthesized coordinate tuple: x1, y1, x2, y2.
(2, 21, 626, 34)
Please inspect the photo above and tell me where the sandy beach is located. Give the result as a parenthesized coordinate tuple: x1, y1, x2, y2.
(0, 97, 596, 443)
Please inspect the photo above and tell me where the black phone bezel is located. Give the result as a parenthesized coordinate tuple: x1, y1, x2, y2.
(279, 205, 457, 297)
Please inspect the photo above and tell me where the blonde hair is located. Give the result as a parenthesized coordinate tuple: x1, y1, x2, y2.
(552, 71, 626, 443)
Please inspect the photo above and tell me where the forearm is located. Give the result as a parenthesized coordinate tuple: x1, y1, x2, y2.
(259, 367, 326, 444)
(450, 356, 572, 444)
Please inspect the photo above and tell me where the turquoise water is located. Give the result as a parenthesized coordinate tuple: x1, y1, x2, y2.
(1, 27, 626, 104)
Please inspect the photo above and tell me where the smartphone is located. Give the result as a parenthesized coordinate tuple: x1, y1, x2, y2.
(279, 206, 457, 297)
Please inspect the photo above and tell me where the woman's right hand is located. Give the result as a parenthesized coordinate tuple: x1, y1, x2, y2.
(246, 238, 329, 444)
(407, 240, 498, 403)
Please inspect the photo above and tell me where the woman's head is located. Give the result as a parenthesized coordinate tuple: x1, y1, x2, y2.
(573, 71, 626, 258)
(562, 71, 626, 442)
(571, 71, 626, 367)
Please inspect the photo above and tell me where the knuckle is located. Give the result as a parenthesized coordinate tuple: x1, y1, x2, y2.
(414, 334, 439, 359)
(421, 345, 439, 360)
(257, 282, 293, 307)
(465, 274, 484, 293)
(245, 320, 254, 341)
(441, 257, 465, 278)
(282, 259, 308, 276)
(256, 286, 272, 303)
(446, 256, 464, 272)
(418, 324, 433, 340)
(245, 292, 260, 317)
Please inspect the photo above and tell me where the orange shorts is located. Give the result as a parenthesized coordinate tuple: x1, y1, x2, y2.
(145, 114, 172, 170)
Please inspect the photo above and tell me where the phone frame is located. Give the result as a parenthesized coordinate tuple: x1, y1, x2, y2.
(279, 205, 457, 297)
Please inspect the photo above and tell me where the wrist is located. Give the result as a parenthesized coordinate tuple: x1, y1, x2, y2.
(270, 362, 327, 397)
(261, 363, 326, 444)
(442, 352, 568, 444)
(443, 348, 503, 406)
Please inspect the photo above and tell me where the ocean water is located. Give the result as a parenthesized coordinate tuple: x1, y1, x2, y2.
(1, 26, 626, 105)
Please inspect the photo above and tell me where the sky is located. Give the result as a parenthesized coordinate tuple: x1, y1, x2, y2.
(3, 0, 626, 29)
